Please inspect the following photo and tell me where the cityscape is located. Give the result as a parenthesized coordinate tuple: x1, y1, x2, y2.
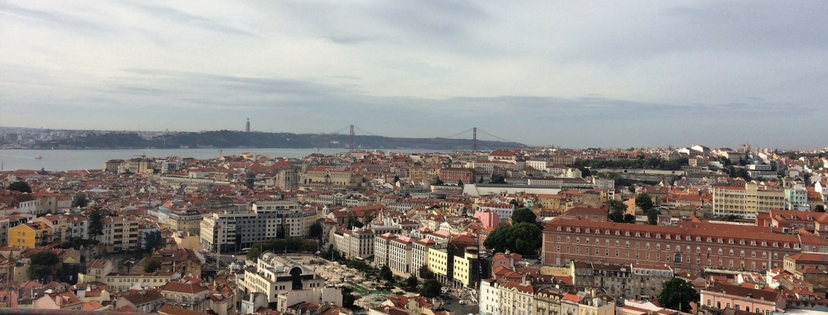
(3, 1, 828, 315)
(1, 142, 828, 315)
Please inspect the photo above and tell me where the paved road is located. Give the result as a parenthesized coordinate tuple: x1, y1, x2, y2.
(441, 296, 479, 315)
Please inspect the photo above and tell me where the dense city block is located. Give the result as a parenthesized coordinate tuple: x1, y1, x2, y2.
(1, 145, 828, 315)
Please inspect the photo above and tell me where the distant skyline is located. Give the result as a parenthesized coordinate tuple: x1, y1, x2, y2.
(1, 1, 826, 150)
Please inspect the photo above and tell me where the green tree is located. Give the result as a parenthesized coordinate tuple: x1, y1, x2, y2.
(815, 205, 826, 213)
(490, 173, 506, 184)
(457, 179, 464, 187)
(301, 240, 319, 253)
(393, 175, 400, 184)
(636, 192, 660, 225)
(27, 251, 59, 281)
(577, 166, 592, 177)
(646, 209, 660, 225)
(7, 181, 32, 193)
(342, 286, 359, 310)
(607, 200, 627, 223)
(483, 222, 542, 255)
(144, 258, 162, 272)
(380, 265, 394, 283)
(729, 167, 752, 181)
(511, 207, 537, 225)
(657, 278, 699, 312)
(419, 265, 435, 280)
(635, 193, 654, 212)
(72, 193, 89, 208)
(309, 221, 324, 239)
(406, 274, 419, 292)
(246, 245, 262, 261)
(87, 207, 105, 238)
(623, 214, 636, 223)
(421, 279, 442, 298)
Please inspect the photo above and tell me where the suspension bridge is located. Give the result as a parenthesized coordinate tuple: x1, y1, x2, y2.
(327, 125, 521, 151)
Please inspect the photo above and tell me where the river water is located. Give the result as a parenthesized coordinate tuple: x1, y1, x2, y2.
(0, 148, 425, 171)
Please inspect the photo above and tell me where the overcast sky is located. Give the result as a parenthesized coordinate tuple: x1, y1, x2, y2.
(1, 1, 826, 150)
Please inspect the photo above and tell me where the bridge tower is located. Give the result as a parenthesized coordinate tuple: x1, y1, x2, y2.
(349, 124, 355, 151)
(472, 127, 477, 151)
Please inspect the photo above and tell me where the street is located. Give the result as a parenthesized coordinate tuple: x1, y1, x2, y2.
(441, 295, 479, 315)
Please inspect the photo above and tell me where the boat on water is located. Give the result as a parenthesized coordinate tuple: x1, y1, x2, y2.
(34, 156, 42, 159)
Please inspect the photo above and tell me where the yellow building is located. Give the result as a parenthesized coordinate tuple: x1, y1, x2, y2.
(453, 250, 479, 288)
(427, 248, 450, 285)
(9, 222, 52, 249)
(33, 215, 70, 243)
(713, 182, 785, 218)
(745, 182, 786, 214)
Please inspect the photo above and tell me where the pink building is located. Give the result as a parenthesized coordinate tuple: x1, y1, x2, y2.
(491, 251, 522, 275)
(0, 286, 19, 308)
(700, 284, 785, 315)
(474, 211, 500, 229)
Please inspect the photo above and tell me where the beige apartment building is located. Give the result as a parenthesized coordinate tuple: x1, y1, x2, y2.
(452, 248, 479, 289)
(302, 166, 363, 188)
(389, 236, 414, 277)
(99, 216, 140, 252)
(713, 182, 785, 218)
(0, 219, 9, 246)
(103, 272, 177, 292)
(427, 248, 450, 285)
(168, 210, 203, 236)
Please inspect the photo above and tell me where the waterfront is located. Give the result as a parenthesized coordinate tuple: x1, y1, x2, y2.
(0, 148, 426, 171)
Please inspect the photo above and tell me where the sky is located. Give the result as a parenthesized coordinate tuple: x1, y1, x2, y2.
(1, 1, 827, 150)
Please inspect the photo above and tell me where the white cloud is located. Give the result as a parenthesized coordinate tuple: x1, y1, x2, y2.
(1, 0, 827, 149)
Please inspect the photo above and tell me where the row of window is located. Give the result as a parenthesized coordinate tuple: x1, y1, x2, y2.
(706, 300, 768, 315)
(553, 228, 796, 249)
(557, 236, 782, 258)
